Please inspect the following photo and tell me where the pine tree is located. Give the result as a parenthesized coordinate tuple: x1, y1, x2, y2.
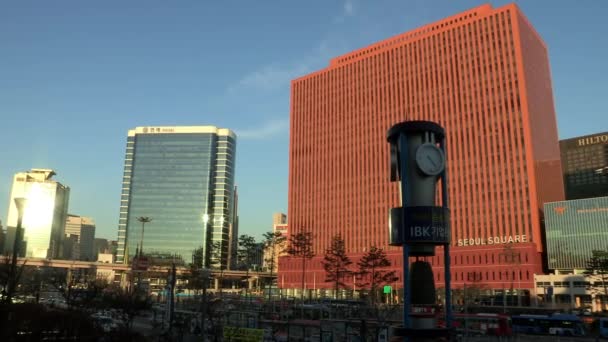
(238, 235, 257, 301)
(263, 231, 287, 301)
(322, 235, 353, 299)
(286, 230, 315, 301)
(357, 246, 398, 305)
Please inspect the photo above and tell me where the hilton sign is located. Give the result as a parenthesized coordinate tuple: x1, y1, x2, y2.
(577, 134, 608, 146)
(457, 234, 527, 247)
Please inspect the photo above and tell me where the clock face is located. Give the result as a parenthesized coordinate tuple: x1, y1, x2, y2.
(415, 143, 445, 176)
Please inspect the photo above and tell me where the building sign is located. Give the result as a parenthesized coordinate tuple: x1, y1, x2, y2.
(143, 127, 175, 134)
(577, 207, 608, 214)
(577, 134, 608, 146)
(457, 234, 527, 247)
(402, 206, 451, 244)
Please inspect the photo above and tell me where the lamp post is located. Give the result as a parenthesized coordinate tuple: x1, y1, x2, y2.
(5, 197, 27, 305)
(136, 216, 152, 258)
(134, 217, 151, 293)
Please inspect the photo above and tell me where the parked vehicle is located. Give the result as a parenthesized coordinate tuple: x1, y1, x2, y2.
(512, 313, 585, 336)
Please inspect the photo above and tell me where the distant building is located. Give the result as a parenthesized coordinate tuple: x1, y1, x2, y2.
(64, 214, 96, 261)
(263, 223, 288, 273)
(272, 213, 287, 226)
(4, 169, 70, 258)
(116, 126, 237, 269)
(534, 273, 608, 312)
(544, 196, 608, 272)
(94, 238, 117, 259)
(98, 253, 114, 264)
(228, 186, 239, 270)
(560, 132, 608, 200)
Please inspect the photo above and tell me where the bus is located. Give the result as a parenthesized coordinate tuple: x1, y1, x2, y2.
(512, 314, 585, 336)
(451, 313, 512, 336)
(598, 317, 608, 338)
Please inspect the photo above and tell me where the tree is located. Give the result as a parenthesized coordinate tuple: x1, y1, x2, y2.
(585, 250, 608, 308)
(286, 230, 315, 302)
(500, 244, 522, 306)
(322, 235, 353, 299)
(357, 246, 398, 305)
(0, 253, 27, 304)
(100, 284, 152, 331)
(263, 231, 286, 302)
(238, 235, 257, 300)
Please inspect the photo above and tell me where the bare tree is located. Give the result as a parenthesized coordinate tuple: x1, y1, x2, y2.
(585, 250, 608, 308)
(0, 253, 27, 304)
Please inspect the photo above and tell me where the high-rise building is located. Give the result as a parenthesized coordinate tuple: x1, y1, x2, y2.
(544, 197, 608, 272)
(4, 169, 70, 258)
(64, 214, 96, 261)
(273, 213, 287, 226)
(281, 3, 564, 293)
(116, 126, 237, 269)
(94, 238, 115, 259)
(0, 220, 4, 254)
(560, 132, 608, 200)
(228, 186, 239, 270)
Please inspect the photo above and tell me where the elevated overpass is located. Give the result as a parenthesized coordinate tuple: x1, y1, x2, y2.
(0, 256, 274, 289)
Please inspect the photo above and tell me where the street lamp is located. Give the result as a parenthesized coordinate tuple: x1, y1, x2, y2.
(5, 197, 27, 304)
(137, 216, 152, 258)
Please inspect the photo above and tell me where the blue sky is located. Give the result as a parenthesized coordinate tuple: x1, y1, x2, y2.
(1, 0, 607, 240)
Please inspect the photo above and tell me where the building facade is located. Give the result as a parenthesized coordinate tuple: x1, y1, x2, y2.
(64, 214, 96, 261)
(116, 126, 237, 269)
(273, 213, 287, 226)
(280, 3, 564, 294)
(534, 273, 608, 312)
(4, 169, 70, 259)
(560, 132, 608, 200)
(263, 222, 288, 273)
(544, 197, 608, 272)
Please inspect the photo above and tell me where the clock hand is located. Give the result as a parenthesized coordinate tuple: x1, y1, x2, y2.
(426, 155, 437, 168)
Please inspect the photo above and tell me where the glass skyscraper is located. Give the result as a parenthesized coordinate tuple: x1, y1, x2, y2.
(4, 169, 70, 259)
(545, 197, 608, 271)
(116, 126, 237, 269)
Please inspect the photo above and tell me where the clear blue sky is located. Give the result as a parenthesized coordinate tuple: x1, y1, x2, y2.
(1, 1, 607, 240)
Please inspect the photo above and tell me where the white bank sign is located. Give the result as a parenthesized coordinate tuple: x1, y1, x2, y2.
(457, 234, 527, 247)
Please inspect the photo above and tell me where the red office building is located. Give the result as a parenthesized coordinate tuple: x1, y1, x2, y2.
(279, 4, 564, 298)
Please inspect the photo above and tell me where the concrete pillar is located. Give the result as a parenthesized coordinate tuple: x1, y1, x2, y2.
(570, 281, 576, 309)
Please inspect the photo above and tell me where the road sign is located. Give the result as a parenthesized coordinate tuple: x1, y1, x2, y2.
(383, 285, 392, 294)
